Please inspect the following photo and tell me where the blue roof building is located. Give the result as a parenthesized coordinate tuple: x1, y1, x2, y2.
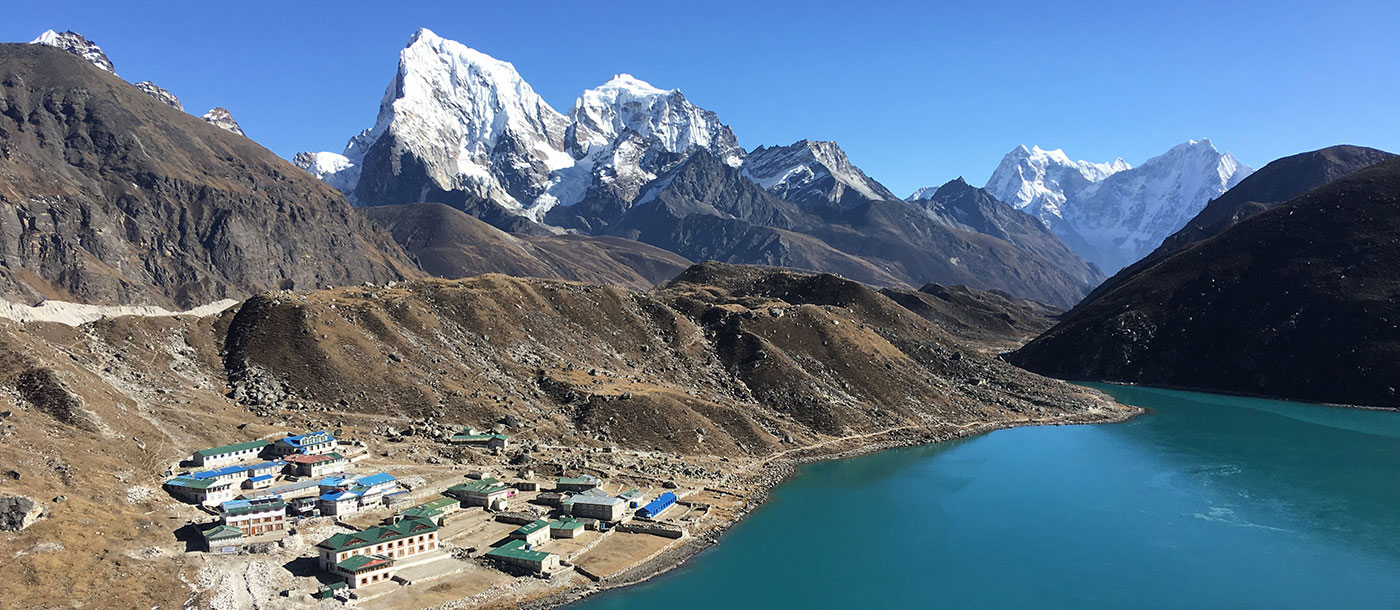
(638, 492, 677, 519)
(356, 473, 395, 488)
(273, 430, 337, 456)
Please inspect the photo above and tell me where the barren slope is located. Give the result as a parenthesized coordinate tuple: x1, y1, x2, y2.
(0, 44, 419, 307)
(0, 264, 1125, 608)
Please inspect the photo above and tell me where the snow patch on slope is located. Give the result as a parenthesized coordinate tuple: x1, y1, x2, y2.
(0, 299, 239, 327)
(742, 140, 897, 207)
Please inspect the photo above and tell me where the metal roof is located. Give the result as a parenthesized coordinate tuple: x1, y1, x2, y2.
(280, 431, 334, 447)
(317, 518, 439, 552)
(513, 519, 550, 535)
(320, 490, 360, 502)
(201, 524, 244, 541)
(221, 498, 286, 516)
(356, 473, 396, 487)
(449, 479, 509, 495)
(398, 507, 442, 519)
(419, 496, 460, 511)
(194, 439, 268, 457)
(571, 488, 624, 506)
(639, 492, 677, 518)
(189, 460, 286, 480)
(336, 554, 393, 572)
(285, 452, 343, 464)
(486, 539, 553, 562)
(166, 476, 222, 490)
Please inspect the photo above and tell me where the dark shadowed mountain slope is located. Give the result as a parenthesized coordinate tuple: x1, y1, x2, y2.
(0, 44, 419, 307)
(361, 203, 691, 290)
(598, 151, 1103, 308)
(1085, 145, 1395, 301)
(1008, 157, 1400, 408)
(907, 178, 1104, 290)
(880, 283, 1060, 352)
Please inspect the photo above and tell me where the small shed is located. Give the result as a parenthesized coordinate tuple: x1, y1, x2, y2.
(638, 492, 677, 519)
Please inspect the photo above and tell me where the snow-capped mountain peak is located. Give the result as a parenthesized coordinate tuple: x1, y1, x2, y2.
(566, 73, 741, 166)
(296, 28, 749, 222)
(30, 30, 117, 75)
(298, 28, 572, 215)
(378, 27, 571, 172)
(984, 139, 1251, 273)
(742, 139, 897, 207)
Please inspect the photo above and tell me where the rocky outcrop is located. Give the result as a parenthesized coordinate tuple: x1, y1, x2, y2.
(134, 81, 182, 110)
(0, 495, 45, 532)
(201, 107, 245, 136)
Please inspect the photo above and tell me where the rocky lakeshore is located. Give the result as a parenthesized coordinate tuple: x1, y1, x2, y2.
(514, 401, 1138, 610)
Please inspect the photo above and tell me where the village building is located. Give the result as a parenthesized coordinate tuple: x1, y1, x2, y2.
(567, 488, 627, 522)
(395, 496, 462, 524)
(191, 439, 269, 468)
(317, 473, 399, 516)
(418, 496, 462, 515)
(283, 452, 346, 478)
(449, 431, 509, 451)
(316, 518, 439, 587)
(201, 524, 245, 553)
(556, 474, 602, 492)
(396, 506, 444, 524)
(220, 498, 287, 536)
(244, 474, 275, 490)
(638, 491, 678, 519)
(186, 460, 286, 486)
(549, 519, 584, 539)
(288, 496, 319, 515)
(271, 431, 338, 456)
(445, 478, 513, 507)
(319, 488, 364, 516)
(509, 519, 552, 546)
(485, 539, 560, 574)
(335, 554, 396, 589)
(165, 476, 239, 507)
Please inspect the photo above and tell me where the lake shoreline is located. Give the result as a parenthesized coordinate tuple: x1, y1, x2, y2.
(517, 403, 1142, 610)
(1081, 380, 1400, 413)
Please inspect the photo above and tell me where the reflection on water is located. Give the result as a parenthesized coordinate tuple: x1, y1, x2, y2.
(573, 384, 1400, 610)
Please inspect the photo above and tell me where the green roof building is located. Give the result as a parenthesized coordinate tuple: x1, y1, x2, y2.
(201, 524, 244, 553)
(510, 518, 552, 545)
(445, 478, 513, 507)
(485, 539, 561, 574)
(192, 439, 269, 467)
(315, 518, 440, 585)
(549, 519, 585, 539)
(334, 554, 396, 589)
(448, 431, 509, 450)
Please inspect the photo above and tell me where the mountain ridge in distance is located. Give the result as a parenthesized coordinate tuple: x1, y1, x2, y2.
(1007, 152, 1400, 408)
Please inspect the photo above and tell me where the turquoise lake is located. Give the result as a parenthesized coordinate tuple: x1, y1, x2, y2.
(571, 384, 1400, 609)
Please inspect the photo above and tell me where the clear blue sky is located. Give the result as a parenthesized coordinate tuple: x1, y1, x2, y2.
(6, 0, 1398, 197)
